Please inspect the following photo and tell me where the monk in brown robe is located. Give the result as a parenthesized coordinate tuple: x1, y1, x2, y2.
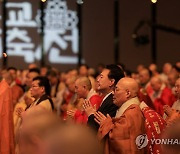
(95, 77, 146, 154)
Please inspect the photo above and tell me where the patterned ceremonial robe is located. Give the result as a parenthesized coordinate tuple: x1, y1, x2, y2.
(140, 102, 166, 154)
(0, 80, 15, 154)
(98, 97, 146, 154)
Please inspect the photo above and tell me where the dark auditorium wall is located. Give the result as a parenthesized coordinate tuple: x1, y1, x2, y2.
(119, 0, 151, 71)
(156, 0, 180, 69)
(82, 0, 114, 68)
(83, 0, 180, 72)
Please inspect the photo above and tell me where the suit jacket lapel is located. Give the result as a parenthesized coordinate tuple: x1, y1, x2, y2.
(99, 93, 113, 110)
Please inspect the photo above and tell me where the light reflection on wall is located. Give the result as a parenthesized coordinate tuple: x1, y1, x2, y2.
(43, 0, 79, 64)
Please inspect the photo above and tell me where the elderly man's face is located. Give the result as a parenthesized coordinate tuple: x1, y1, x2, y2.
(75, 80, 86, 98)
(113, 81, 127, 107)
(150, 80, 161, 92)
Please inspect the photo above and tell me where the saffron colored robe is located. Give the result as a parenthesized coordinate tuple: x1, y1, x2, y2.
(0, 80, 15, 154)
(98, 104, 146, 154)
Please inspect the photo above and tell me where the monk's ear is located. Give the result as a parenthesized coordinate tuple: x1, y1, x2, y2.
(126, 89, 131, 98)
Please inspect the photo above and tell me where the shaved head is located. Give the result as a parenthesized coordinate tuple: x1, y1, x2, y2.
(150, 76, 162, 92)
(118, 77, 139, 97)
(75, 77, 92, 98)
(75, 77, 92, 91)
(151, 76, 162, 82)
(113, 77, 139, 106)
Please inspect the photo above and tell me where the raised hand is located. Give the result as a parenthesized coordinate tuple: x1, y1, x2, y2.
(163, 105, 172, 116)
(94, 111, 108, 125)
(16, 107, 24, 118)
(83, 99, 96, 117)
(67, 109, 77, 118)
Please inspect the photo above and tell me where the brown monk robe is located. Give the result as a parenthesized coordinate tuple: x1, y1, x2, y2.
(95, 78, 146, 154)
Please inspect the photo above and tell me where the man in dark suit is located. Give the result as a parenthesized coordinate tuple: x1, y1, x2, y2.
(83, 64, 125, 131)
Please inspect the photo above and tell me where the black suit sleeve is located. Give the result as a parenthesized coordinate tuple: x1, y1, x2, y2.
(87, 94, 118, 132)
(87, 114, 99, 131)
